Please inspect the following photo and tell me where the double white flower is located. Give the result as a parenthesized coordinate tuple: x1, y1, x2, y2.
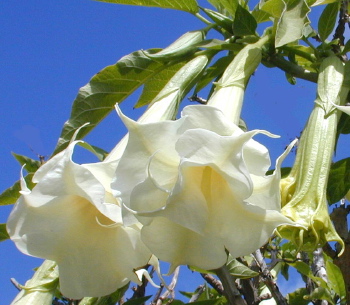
(113, 104, 295, 272)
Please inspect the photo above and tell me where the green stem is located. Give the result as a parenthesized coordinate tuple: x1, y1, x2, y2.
(215, 265, 247, 305)
(264, 54, 318, 83)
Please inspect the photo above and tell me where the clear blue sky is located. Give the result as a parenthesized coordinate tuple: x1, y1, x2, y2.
(1, 1, 347, 303)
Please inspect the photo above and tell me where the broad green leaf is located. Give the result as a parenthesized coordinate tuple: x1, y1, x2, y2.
(12, 153, 42, 173)
(0, 224, 10, 242)
(135, 61, 188, 108)
(207, 0, 239, 17)
(93, 0, 199, 13)
(226, 256, 259, 279)
(327, 158, 350, 204)
(52, 49, 168, 156)
(275, 0, 311, 48)
(259, 0, 285, 18)
(122, 296, 152, 305)
(287, 288, 311, 305)
(233, 5, 258, 36)
(0, 173, 35, 205)
(251, 8, 271, 23)
(143, 28, 207, 61)
(325, 255, 346, 303)
(310, 0, 338, 6)
(337, 112, 350, 135)
(318, 2, 339, 42)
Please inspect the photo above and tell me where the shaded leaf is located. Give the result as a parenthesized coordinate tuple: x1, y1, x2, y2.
(0, 224, 10, 242)
(287, 288, 310, 305)
(77, 142, 109, 161)
(233, 5, 258, 36)
(122, 296, 152, 305)
(79, 283, 129, 305)
(226, 256, 259, 279)
(275, 0, 311, 48)
(0, 174, 36, 206)
(327, 158, 350, 204)
(52, 49, 168, 156)
(318, 2, 339, 42)
(194, 54, 235, 94)
(12, 153, 42, 173)
(184, 299, 222, 305)
(93, 0, 199, 13)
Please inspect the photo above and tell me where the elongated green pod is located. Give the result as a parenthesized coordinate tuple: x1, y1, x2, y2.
(279, 56, 348, 254)
(142, 27, 210, 61)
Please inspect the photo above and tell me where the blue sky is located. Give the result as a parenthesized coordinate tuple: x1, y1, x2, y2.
(1, 1, 348, 303)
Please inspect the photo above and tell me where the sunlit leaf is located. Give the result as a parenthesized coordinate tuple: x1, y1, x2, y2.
(275, 0, 311, 47)
(202, 8, 234, 33)
(327, 158, 350, 204)
(0, 224, 10, 242)
(259, 0, 285, 18)
(325, 255, 346, 303)
(233, 5, 258, 36)
(52, 49, 168, 156)
(318, 2, 339, 41)
(135, 62, 187, 108)
(93, 0, 199, 13)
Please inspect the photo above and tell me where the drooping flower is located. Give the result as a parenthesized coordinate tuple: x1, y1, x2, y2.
(7, 140, 152, 299)
(113, 104, 295, 272)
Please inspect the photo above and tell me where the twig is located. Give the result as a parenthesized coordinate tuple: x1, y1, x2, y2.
(253, 249, 288, 305)
(154, 266, 180, 305)
(200, 273, 224, 295)
(333, 0, 349, 46)
(311, 248, 329, 305)
(189, 285, 206, 302)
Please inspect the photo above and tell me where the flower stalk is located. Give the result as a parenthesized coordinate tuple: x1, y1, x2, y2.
(279, 56, 349, 253)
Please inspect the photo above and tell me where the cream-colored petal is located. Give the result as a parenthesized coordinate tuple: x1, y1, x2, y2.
(8, 192, 151, 299)
(141, 217, 227, 271)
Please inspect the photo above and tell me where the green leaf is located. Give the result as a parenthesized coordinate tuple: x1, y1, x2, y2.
(194, 54, 235, 94)
(122, 296, 152, 305)
(337, 112, 350, 135)
(226, 256, 259, 279)
(259, 0, 285, 18)
(287, 288, 309, 305)
(143, 28, 207, 61)
(233, 5, 258, 36)
(52, 49, 168, 156)
(0, 224, 10, 242)
(342, 39, 350, 54)
(318, 2, 339, 42)
(275, 0, 311, 48)
(0, 174, 36, 206)
(79, 283, 129, 305)
(195, 39, 242, 51)
(135, 61, 187, 108)
(207, 0, 239, 17)
(304, 287, 335, 304)
(93, 0, 199, 13)
(12, 153, 42, 173)
(201, 8, 234, 33)
(327, 158, 350, 204)
(77, 142, 109, 161)
(325, 255, 346, 303)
